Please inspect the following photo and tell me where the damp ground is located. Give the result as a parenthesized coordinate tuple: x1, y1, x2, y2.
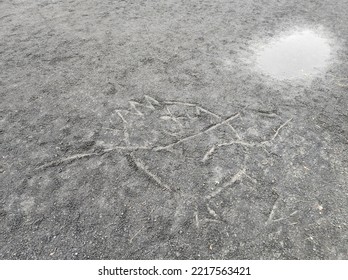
(255, 29, 332, 80)
(0, 0, 347, 260)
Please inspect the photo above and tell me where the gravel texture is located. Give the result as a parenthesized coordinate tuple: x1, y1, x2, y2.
(0, 0, 347, 259)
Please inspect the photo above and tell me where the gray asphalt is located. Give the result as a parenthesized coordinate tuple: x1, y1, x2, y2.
(0, 0, 347, 259)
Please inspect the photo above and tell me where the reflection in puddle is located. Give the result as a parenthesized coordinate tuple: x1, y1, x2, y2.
(256, 29, 332, 80)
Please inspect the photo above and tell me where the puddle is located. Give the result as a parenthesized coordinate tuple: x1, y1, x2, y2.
(255, 29, 332, 80)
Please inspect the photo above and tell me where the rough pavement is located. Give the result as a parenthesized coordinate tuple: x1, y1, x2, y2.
(0, 0, 347, 259)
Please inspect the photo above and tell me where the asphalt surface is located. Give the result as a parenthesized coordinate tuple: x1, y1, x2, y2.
(0, 0, 347, 259)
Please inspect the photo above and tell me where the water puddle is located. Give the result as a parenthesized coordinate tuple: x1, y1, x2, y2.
(255, 29, 332, 80)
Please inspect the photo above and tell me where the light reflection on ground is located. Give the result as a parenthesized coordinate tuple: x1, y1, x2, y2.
(256, 29, 332, 80)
